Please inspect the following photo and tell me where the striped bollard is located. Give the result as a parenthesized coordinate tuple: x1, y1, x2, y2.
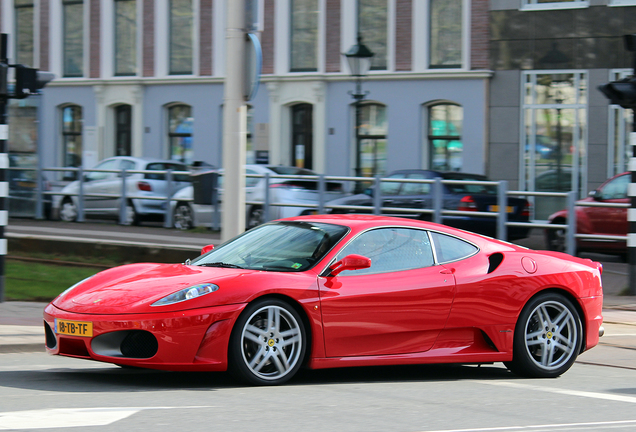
(629, 129, 636, 296)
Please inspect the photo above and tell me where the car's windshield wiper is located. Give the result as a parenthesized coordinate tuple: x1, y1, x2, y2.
(197, 262, 245, 269)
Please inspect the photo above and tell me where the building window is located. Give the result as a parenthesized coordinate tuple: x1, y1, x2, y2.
(429, 0, 462, 68)
(356, 103, 387, 177)
(358, 0, 387, 71)
(115, 105, 132, 156)
(170, 0, 193, 75)
(428, 103, 462, 171)
(15, 0, 34, 67)
(522, 72, 587, 220)
(168, 105, 193, 164)
(608, 70, 632, 177)
(63, 0, 84, 77)
(115, 0, 137, 76)
(62, 105, 83, 171)
(290, 0, 319, 72)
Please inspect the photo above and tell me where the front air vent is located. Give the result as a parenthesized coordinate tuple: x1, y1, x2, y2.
(487, 253, 504, 274)
(44, 321, 56, 349)
(92, 330, 158, 359)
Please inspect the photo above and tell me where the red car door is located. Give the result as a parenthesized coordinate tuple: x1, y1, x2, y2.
(318, 227, 455, 357)
(584, 173, 629, 237)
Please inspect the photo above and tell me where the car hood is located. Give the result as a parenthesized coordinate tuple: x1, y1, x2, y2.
(51, 263, 263, 315)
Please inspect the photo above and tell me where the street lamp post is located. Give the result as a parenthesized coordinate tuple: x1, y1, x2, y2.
(343, 35, 374, 182)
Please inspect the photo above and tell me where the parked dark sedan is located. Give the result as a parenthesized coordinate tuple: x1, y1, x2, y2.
(326, 169, 531, 240)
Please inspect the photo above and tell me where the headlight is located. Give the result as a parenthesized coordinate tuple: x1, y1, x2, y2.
(151, 283, 219, 306)
(57, 275, 95, 300)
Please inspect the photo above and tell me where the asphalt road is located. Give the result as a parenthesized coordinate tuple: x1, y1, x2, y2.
(1, 346, 635, 432)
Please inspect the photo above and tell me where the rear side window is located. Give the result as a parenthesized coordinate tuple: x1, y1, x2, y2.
(431, 232, 478, 263)
(442, 173, 497, 195)
(145, 163, 190, 182)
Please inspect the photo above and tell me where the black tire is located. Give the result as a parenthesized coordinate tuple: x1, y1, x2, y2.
(228, 298, 306, 385)
(246, 207, 263, 230)
(59, 197, 78, 222)
(174, 203, 194, 230)
(506, 292, 582, 378)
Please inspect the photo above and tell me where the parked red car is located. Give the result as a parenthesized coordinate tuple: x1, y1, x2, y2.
(546, 172, 629, 254)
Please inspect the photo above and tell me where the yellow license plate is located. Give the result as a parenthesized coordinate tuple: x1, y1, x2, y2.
(55, 319, 93, 337)
(489, 205, 514, 213)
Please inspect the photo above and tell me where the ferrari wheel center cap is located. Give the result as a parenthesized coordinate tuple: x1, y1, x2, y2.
(546, 331, 553, 339)
(268, 339, 276, 347)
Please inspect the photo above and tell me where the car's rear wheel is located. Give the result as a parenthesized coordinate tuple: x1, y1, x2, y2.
(174, 203, 194, 230)
(123, 201, 140, 226)
(506, 293, 581, 378)
(229, 298, 306, 385)
(59, 197, 78, 222)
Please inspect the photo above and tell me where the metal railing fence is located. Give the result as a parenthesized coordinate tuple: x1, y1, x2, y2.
(12, 166, 627, 255)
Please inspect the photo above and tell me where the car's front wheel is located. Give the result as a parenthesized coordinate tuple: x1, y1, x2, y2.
(506, 292, 582, 378)
(228, 298, 306, 385)
(173, 203, 194, 230)
(59, 197, 78, 222)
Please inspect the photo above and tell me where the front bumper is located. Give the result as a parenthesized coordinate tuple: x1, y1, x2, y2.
(43, 302, 246, 371)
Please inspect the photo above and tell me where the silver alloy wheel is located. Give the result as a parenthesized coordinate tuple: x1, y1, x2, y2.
(240, 305, 302, 381)
(60, 199, 77, 222)
(524, 300, 578, 371)
(174, 204, 193, 230)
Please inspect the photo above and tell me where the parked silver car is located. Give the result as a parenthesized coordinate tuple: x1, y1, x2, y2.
(54, 156, 190, 225)
(171, 165, 347, 230)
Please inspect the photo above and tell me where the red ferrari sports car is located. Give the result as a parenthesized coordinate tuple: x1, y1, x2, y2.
(43, 215, 604, 385)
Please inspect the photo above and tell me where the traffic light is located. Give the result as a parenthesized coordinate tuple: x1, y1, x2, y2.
(598, 77, 636, 109)
(12, 64, 54, 99)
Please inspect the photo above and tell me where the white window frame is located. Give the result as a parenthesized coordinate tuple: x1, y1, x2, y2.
(157, 0, 200, 78)
(520, 70, 589, 220)
(521, 0, 589, 11)
(609, 0, 636, 6)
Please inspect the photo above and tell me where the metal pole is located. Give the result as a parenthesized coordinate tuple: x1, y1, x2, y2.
(163, 169, 173, 228)
(318, 174, 325, 215)
(119, 168, 127, 224)
(433, 177, 443, 224)
(497, 180, 507, 241)
(628, 112, 636, 295)
(0, 34, 7, 302)
(373, 175, 381, 215)
(566, 190, 577, 256)
(221, 0, 246, 242)
(77, 166, 84, 222)
(263, 172, 270, 223)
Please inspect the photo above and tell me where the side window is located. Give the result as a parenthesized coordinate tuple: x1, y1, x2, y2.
(334, 228, 434, 275)
(144, 163, 188, 181)
(381, 173, 405, 195)
(401, 173, 431, 195)
(600, 175, 629, 200)
(118, 159, 136, 177)
(86, 160, 118, 182)
(431, 232, 478, 263)
(246, 169, 260, 187)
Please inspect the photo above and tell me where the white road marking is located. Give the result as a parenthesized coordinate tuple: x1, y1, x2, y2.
(418, 419, 636, 432)
(482, 381, 636, 404)
(0, 406, 214, 430)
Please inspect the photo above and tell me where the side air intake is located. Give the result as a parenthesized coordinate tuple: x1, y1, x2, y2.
(487, 253, 504, 274)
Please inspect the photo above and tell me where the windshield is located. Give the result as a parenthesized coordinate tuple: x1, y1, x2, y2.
(191, 222, 349, 272)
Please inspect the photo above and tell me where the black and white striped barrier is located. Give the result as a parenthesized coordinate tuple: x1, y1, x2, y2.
(629, 130, 636, 296)
(0, 121, 7, 302)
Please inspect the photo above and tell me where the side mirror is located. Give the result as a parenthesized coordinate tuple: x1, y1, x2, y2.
(201, 244, 214, 255)
(329, 254, 371, 276)
(589, 190, 602, 200)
